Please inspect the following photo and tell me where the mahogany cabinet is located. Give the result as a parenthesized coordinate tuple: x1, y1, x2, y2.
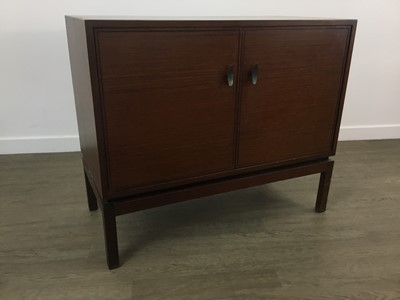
(66, 16, 357, 269)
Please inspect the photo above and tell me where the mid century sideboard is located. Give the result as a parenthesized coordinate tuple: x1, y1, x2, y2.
(66, 16, 357, 269)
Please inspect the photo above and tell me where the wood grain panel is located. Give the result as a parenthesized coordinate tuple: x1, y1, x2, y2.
(238, 27, 350, 167)
(96, 30, 239, 193)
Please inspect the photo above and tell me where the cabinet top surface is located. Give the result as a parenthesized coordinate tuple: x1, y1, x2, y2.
(66, 15, 355, 21)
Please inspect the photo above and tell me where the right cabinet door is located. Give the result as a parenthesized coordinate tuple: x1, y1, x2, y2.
(238, 27, 350, 167)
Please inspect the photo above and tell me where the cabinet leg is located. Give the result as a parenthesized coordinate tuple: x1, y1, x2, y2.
(102, 203, 120, 269)
(315, 161, 334, 213)
(84, 171, 98, 211)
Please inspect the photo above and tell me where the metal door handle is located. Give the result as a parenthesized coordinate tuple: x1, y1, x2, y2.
(251, 64, 259, 85)
(226, 65, 234, 87)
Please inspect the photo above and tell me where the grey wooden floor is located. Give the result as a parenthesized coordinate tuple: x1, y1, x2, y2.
(1, 140, 400, 299)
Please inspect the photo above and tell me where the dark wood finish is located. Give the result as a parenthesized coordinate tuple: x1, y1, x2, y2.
(75, 16, 357, 29)
(331, 23, 358, 155)
(101, 203, 119, 269)
(113, 159, 334, 216)
(96, 30, 239, 192)
(84, 171, 98, 211)
(106, 147, 332, 199)
(238, 27, 350, 167)
(65, 17, 357, 269)
(315, 160, 334, 213)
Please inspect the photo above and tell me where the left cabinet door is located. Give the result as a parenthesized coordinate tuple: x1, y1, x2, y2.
(96, 30, 239, 193)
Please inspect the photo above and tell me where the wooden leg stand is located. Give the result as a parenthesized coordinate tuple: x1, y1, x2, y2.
(102, 203, 120, 269)
(84, 159, 334, 269)
(315, 160, 334, 213)
(84, 170, 119, 269)
(84, 172, 98, 211)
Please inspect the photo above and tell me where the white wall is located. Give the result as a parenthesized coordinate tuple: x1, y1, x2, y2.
(1, 0, 400, 154)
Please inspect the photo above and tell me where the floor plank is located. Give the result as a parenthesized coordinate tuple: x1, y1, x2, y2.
(0, 140, 399, 299)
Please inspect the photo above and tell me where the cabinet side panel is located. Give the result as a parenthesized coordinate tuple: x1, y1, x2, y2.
(65, 17, 102, 197)
(330, 22, 357, 154)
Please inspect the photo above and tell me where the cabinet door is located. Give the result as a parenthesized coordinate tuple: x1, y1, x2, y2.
(96, 30, 239, 192)
(238, 27, 349, 167)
